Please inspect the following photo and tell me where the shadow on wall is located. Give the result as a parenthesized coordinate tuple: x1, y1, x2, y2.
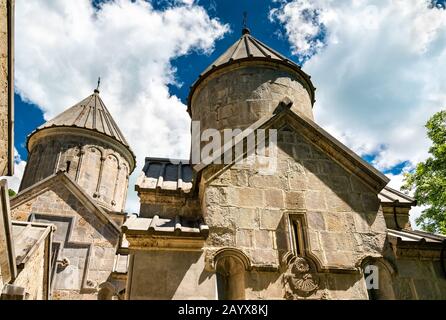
(131, 250, 213, 299)
(276, 124, 382, 234)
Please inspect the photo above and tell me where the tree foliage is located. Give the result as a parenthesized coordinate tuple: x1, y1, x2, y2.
(403, 110, 446, 234)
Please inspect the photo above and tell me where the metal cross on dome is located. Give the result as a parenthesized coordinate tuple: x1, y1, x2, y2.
(95, 77, 101, 93)
(242, 11, 250, 35)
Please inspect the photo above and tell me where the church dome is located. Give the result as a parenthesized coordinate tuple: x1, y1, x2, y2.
(22, 90, 135, 211)
(27, 89, 136, 171)
(187, 29, 316, 115)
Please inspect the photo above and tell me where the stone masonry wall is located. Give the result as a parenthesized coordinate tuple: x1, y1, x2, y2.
(127, 251, 216, 300)
(13, 237, 47, 300)
(191, 63, 313, 151)
(0, 0, 10, 176)
(11, 182, 120, 300)
(200, 126, 387, 299)
(391, 256, 446, 299)
(138, 193, 201, 219)
(21, 134, 130, 212)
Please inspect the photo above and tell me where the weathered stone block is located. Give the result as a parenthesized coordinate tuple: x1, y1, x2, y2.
(237, 187, 264, 208)
(248, 174, 285, 190)
(230, 169, 249, 187)
(235, 207, 258, 229)
(308, 230, 321, 251)
(254, 230, 272, 248)
(236, 229, 253, 247)
(247, 248, 278, 265)
(307, 211, 325, 230)
(352, 212, 371, 233)
(294, 144, 312, 159)
(264, 189, 284, 209)
(302, 160, 320, 175)
(205, 206, 235, 229)
(324, 212, 347, 232)
(362, 193, 380, 212)
(259, 209, 283, 230)
(285, 191, 305, 209)
(324, 251, 354, 267)
(305, 190, 327, 211)
(288, 172, 307, 190)
(307, 172, 327, 190)
(318, 160, 346, 176)
(326, 191, 351, 212)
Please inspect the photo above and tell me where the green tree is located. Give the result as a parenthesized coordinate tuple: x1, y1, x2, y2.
(402, 110, 446, 234)
(8, 189, 16, 197)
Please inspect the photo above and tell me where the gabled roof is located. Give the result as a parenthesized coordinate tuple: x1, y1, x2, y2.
(138, 104, 391, 194)
(10, 171, 120, 235)
(135, 158, 194, 194)
(202, 29, 299, 75)
(388, 228, 446, 244)
(187, 29, 315, 114)
(378, 186, 416, 206)
(28, 90, 132, 152)
(192, 104, 390, 192)
(123, 214, 209, 238)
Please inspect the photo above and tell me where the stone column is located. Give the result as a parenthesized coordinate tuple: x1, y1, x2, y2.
(75, 147, 85, 182)
(111, 165, 121, 207)
(94, 156, 106, 199)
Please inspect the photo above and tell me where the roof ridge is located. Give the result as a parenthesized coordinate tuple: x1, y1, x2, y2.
(384, 186, 415, 202)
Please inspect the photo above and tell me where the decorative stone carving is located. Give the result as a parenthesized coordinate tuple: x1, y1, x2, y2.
(56, 257, 70, 271)
(282, 252, 320, 299)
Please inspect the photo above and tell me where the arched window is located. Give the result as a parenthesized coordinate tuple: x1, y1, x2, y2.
(362, 258, 395, 300)
(288, 214, 306, 257)
(216, 255, 246, 300)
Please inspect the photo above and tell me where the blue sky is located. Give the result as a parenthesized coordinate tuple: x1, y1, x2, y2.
(15, 0, 303, 161)
(9, 0, 446, 220)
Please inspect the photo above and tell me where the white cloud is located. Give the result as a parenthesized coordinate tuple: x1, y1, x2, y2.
(385, 171, 425, 230)
(15, 0, 229, 213)
(271, 0, 446, 173)
(1, 149, 27, 193)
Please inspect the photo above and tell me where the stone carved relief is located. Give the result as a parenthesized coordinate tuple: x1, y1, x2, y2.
(282, 252, 322, 299)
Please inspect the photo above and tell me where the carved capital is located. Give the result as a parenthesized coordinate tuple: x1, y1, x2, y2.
(282, 252, 319, 299)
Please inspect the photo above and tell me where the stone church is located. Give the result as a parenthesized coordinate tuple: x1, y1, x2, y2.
(1, 5, 446, 299)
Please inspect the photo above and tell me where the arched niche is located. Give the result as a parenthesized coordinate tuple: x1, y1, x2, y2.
(361, 257, 396, 300)
(79, 146, 102, 196)
(99, 153, 119, 205)
(213, 248, 251, 300)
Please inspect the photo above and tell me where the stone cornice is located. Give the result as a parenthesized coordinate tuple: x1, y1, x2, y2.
(27, 126, 136, 174)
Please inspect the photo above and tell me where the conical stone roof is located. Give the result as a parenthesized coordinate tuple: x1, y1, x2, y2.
(188, 28, 315, 112)
(34, 90, 129, 147)
(202, 28, 300, 75)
